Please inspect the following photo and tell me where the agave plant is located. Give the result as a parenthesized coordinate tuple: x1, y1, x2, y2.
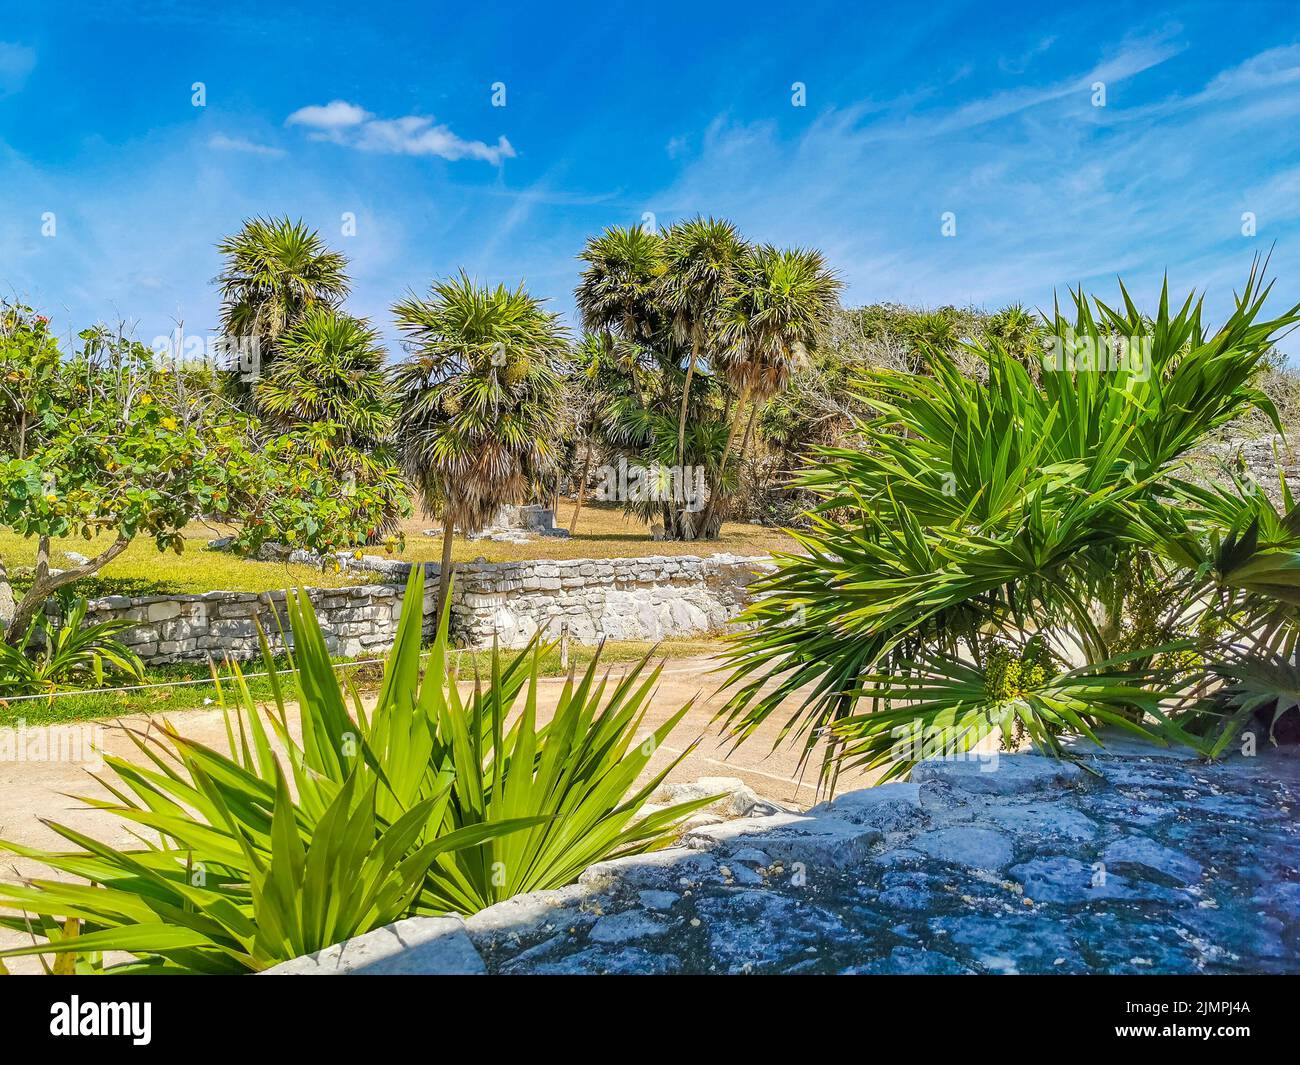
(0, 567, 713, 973)
(0, 599, 144, 698)
(717, 262, 1300, 787)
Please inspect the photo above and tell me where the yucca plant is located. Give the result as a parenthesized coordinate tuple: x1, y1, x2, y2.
(0, 567, 712, 973)
(0, 599, 144, 698)
(717, 262, 1300, 788)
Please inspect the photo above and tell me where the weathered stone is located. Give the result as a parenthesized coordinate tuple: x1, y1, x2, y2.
(913, 753, 1088, 797)
(684, 810, 883, 869)
(1102, 835, 1204, 886)
(808, 781, 924, 831)
(912, 825, 1015, 872)
(588, 911, 672, 945)
(261, 916, 484, 975)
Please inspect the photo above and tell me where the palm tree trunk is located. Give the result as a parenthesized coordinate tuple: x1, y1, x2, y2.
(739, 405, 759, 460)
(676, 331, 701, 465)
(436, 523, 455, 625)
(714, 385, 750, 490)
(698, 385, 751, 538)
(569, 442, 593, 534)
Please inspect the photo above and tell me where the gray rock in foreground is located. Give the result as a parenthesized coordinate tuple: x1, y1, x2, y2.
(272, 744, 1300, 975)
(261, 916, 485, 975)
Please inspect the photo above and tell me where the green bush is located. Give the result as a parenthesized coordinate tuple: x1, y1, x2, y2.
(0, 567, 711, 973)
(0, 599, 144, 698)
(718, 264, 1300, 787)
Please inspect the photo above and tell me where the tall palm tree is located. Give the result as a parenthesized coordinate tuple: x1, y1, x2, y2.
(215, 217, 350, 390)
(704, 245, 841, 531)
(575, 225, 666, 402)
(255, 307, 406, 536)
(660, 217, 746, 466)
(393, 272, 568, 613)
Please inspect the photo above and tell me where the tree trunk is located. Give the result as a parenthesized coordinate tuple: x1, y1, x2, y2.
(569, 442, 593, 534)
(697, 385, 751, 538)
(6, 534, 132, 645)
(435, 522, 455, 627)
(0, 553, 15, 636)
(676, 330, 701, 466)
(739, 405, 759, 461)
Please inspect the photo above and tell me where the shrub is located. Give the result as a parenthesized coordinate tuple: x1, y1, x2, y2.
(0, 567, 711, 973)
(717, 264, 1300, 787)
(0, 599, 144, 698)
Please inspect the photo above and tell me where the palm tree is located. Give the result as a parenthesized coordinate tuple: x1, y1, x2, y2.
(703, 245, 841, 532)
(660, 217, 746, 466)
(983, 303, 1046, 371)
(393, 272, 568, 613)
(575, 225, 666, 402)
(255, 307, 406, 536)
(215, 217, 350, 391)
(564, 334, 613, 534)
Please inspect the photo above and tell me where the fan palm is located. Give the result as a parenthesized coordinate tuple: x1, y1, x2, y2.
(214, 217, 350, 388)
(660, 217, 746, 465)
(703, 245, 840, 532)
(255, 307, 407, 536)
(393, 272, 568, 612)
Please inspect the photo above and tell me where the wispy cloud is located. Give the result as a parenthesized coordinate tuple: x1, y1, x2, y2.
(207, 133, 286, 157)
(286, 99, 515, 165)
(0, 40, 35, 96)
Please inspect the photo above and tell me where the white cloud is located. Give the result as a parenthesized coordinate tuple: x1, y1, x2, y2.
(285, 99, 372, 131)
(207, 133, 286, 157)
(286, 100, 514, 165)
(0, 41, 35, 95)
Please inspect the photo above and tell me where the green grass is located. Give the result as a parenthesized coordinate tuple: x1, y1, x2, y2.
(0, 636, 726, 726)
(0, 502, 793, 599)
(0, 524, 367, 597)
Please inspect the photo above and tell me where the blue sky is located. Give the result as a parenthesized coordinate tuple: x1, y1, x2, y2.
(3, 1, 1300, 357)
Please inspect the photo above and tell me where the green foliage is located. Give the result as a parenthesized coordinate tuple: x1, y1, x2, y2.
(215, 216, 350, 377)
(718, 264, 1300, 786)
(0, 567, 707, 972)
(572, 221, 840, 539)
(393, 271, 568, 533)
(0, 599, 144, 697)
(253, 306, 409, 538)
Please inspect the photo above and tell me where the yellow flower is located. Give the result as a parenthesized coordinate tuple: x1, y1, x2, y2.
(44, 493, 58, 503)
(140, 393, 153, 405)
(161, 416, 178, 431)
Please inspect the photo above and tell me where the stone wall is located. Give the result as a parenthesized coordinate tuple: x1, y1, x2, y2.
(58, 553, 773, 664)
(57, 583, 435, 664)
(449, 554, 774, 648)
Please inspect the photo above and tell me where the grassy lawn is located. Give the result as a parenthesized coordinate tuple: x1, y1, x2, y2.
(0, 636, 727, 726)
(0, 501, 795, 598)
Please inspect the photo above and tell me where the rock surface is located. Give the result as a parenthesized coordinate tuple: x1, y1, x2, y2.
(283, 745, 1300, 975)
(467, 747, 1300, 975)
(261, 916, 484, 975)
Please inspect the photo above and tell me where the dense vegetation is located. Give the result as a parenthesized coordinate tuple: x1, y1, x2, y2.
(0, 568, 714, 973)
(719, 262, 1300, 789)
